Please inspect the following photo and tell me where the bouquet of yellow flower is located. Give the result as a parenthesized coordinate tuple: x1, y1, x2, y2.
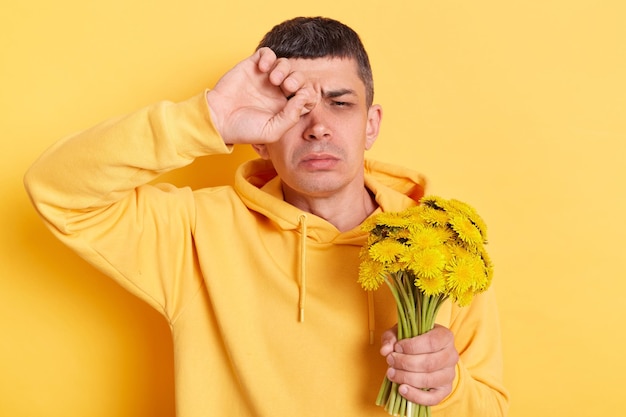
(358, 196, 493, 417)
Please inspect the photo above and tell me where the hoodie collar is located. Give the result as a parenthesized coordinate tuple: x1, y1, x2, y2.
(234, 158, 426, 239)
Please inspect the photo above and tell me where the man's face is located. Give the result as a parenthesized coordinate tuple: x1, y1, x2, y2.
(254, 57, 382, 200)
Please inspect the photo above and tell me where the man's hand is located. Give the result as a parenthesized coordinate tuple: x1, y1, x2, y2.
(206, 47, 317, 145)
(380, 324, 459, 406)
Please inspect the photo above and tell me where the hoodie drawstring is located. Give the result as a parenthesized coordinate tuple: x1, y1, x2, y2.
(296, 212, 375, 344)
(298, 214, 308, 323)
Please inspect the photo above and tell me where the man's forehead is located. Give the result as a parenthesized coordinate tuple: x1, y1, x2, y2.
(289, 57, 364, 92)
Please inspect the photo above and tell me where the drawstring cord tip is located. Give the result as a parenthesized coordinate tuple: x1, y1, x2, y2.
(299, 308, 305, 323)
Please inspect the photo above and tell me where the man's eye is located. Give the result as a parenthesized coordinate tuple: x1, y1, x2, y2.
(333, 101, 350, 107)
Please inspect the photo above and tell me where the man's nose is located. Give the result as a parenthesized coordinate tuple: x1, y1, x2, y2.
(302, 106, 331, 140)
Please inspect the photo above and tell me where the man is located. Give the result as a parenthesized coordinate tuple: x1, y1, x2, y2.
(25, 16, 508, 416)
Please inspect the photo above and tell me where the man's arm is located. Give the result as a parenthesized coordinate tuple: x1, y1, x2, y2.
(24, 93, 228, 219)
(23, 93, 233, 316)
(24, 47, 316, 231)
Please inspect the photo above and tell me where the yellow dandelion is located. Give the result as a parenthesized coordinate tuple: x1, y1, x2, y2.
(481, 248, 494, 275)
(358, 259, 387, 291)
(391, 227, 412, 241)
(418, 206, 450, 227)
(420, 196, 449, 211)
(387, 260, 407, 274)
(447, 244, 471, 258)
(415, 274, 447, 296)
(373, 211, 413, 228)
(445, 256, 478, 293)
(361, 216, 379, 233)
(475, 250, 494, 290)
(445, 199, 473, 213)
(404, 247, 447, 279)
(365, 233, 381, 248)
(445, 247, 488, 291)
(453, 290, 475, 307)
(408, 225, 447, 249)
(448, 199, 488, 241)
(470, 256, 490, 291)
(404, 205, 423, 215)
(369, 240, 407, 264)
(439, 227, 456, 244)
(449, 215, 483, 248)
(359, 197, 493, 322)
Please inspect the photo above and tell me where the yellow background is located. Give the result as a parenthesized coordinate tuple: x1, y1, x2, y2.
(2, 1, 625, 416)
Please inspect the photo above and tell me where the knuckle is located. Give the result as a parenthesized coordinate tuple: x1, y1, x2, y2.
(420, 373, 437, 389)
(450, 349, 460, 365)
(388, 367, 410, 385)
(421, 355, 439, 372)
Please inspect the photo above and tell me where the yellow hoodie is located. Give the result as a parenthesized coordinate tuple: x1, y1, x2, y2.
(24, 92, 509, 416)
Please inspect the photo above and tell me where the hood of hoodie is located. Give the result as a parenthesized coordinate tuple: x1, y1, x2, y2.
(234, 157, 427, 241)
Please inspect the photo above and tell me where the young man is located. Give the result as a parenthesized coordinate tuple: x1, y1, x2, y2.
(25, 17, 508, 416)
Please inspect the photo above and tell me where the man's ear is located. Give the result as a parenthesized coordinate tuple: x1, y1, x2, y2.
(365, 104, 382, 150)
(252, 144, 270, 159)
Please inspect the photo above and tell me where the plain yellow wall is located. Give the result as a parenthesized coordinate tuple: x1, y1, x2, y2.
(2, 1, 625, 416)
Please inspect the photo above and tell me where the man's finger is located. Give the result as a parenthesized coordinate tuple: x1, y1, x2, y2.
(387, 344, 458, 373)
(394, 325, 455, 355)
(255, 47, 277, 72)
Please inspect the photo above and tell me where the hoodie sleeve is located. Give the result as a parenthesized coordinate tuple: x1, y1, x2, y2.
(24, 92, 232, 319)
(435, 287, 510, 416)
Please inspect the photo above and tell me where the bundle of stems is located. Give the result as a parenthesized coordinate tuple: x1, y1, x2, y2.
(375, 271, 447, 417)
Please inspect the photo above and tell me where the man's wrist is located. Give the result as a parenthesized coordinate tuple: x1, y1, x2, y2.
(205, 89, 228, 144)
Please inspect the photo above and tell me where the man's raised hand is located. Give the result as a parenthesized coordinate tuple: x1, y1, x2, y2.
(206, 47, 317, 145)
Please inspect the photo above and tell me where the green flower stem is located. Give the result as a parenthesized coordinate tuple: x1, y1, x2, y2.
(376, 375, 391, 406)
(421, 295, 431, 334)
(384, 276, 409, 339)
(378, 275, 450, 417)
(414, 284, 423, 334)
(407, 400, 414, 417)
(393, 272, 417, 337)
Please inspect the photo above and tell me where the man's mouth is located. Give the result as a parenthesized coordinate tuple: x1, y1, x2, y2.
(300, 153, 340, 170)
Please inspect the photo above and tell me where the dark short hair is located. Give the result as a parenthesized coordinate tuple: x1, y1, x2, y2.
(257, 16, 374, 107)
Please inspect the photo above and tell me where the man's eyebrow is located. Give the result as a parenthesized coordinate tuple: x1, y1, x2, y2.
(322, 88, 357, 99)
